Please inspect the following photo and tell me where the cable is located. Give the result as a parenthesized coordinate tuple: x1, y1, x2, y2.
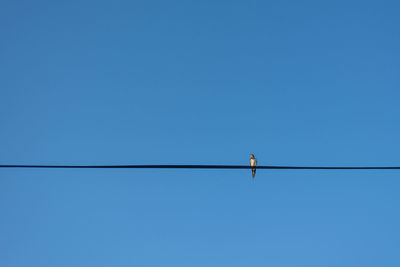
(0, 164, 400, 169)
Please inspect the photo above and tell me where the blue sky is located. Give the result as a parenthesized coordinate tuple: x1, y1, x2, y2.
(1, 0, 400, 266)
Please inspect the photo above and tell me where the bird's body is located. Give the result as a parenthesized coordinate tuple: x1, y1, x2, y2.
(250, 154, 257, 178)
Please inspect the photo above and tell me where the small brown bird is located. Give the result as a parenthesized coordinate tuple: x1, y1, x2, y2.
(250, 154, 257, 179)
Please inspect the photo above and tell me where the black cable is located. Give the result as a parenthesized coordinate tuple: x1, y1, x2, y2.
(0, 164, 399, 169)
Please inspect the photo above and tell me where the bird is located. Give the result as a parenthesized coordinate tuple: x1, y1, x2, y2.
(250, 154, 257, 179)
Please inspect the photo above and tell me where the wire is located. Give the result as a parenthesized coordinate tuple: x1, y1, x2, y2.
(0, 164, 400, 169)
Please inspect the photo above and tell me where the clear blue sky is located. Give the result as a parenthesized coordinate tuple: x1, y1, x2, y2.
(1, 0, 400, 266)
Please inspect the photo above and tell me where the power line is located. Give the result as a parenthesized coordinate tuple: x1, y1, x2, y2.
(0, 164, 400, 170)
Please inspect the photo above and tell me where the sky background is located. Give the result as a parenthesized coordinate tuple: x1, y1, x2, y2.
(1, 0, 400, 266)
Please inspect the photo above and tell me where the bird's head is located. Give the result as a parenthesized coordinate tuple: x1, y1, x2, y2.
(250, 154, 255, 158)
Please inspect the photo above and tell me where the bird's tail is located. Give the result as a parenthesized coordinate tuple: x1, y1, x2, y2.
(252, 168, 256, 179)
